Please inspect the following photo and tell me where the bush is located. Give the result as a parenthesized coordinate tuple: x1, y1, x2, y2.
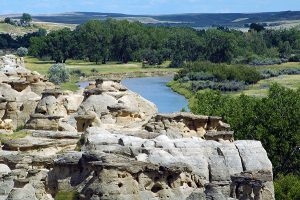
(289, 54, 300, 62)
(260, 68, 300, 79)
(249, 57, 282, 66)
(177, 61, 261, 84)
(91, 68, 97, 73)
(55, 191, 79, 200)
(48, 64, 70, 85)
(4, 17, 11, 24)
(191, 80, 246, 92)
(16, 47, 28, 57)
(70, 69, 85, 77)
(275, 174, 300, 200)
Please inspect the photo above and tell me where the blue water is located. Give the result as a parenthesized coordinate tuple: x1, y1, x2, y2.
(122, 77, 189, 113)
(78, 76, 189, 113)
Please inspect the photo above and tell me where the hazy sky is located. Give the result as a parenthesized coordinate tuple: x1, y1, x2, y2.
(0, 0, 299, 15)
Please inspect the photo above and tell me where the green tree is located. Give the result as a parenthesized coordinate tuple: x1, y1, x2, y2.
(46, 28, 73, 63)
(204, 29, 237, 63)
(279, 41, 292, 58)
(249, 23, 265, 32)
(4, 17, 11, 24)
(21, 13, 32, 23)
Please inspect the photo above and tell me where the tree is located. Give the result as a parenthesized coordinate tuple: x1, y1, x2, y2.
(16, 47, 28, 57)
(249, 23, 265, 32)
(204, 29, 237, 63)
(21, 13, 32, 23)
(48, 64, 70, 85)
(4, 17, 11, 24)
(44, 28, 73, 63)
(279, 41, 292, 58)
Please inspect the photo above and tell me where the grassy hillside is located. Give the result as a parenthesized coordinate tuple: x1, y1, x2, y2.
(0, 21, 76, 36)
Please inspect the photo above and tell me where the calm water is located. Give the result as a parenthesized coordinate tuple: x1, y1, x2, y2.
(122, 77, 189, 113)
(78, 76, 189, 113)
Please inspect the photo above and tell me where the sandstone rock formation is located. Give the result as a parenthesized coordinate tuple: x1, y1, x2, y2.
(76, 78, 158, 132)
(45, 127, 273, 200)
(0, 55, 275, 200)
(0, 55, 55, 131)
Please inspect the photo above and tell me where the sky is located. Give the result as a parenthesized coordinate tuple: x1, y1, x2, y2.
(0, 0, 299, 15)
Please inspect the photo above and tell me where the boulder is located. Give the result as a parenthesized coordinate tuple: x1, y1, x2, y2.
(7, 184, 38, 200)
(0, 164, 14, 199)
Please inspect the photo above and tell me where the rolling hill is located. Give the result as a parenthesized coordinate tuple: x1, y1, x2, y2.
(30, 11, 300, 28)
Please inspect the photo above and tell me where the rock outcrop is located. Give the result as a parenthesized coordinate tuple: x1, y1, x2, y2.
(0, 55, 55, 130)
(45, 127, 273, 200)
(76, 78, 158, 132)
(0, 54, 275, 200)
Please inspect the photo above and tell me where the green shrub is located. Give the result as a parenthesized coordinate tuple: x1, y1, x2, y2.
(16, 47, 28, 57)
(275, 174, 300, 200)
(177, 61, 261, 84)
(48, 64, 70, 85)
(55, 191, 79, 200)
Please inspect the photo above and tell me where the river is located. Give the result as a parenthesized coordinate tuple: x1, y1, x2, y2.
(78, 76, 189, 113)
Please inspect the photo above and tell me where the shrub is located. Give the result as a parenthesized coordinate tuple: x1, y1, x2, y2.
(4, 17, 11, 24)
(289, 54, 300, 62)
(177, 61, 261, 84)
(260, 68, 300, 79)
(70, 69, 85, 77)
(55, 191, 79, 200)
(91, 68, 97, 73)
(274, 174, 300, 200)
(191, 80, 246, 92)
(48, 64, 70, 85)
(16, 47, 28, 57)
(249, 57, 282, 66)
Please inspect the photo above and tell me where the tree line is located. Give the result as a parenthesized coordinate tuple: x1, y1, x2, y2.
(26, 19, 300, 66)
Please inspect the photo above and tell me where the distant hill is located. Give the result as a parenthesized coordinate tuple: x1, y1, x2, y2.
(3, 11, 300, 29)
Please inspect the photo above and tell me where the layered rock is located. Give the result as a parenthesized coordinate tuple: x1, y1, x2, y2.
(46, 127, 274, 200)
(25, 89, 83, 132)
(145, 113, 232, 140)
(76, 78, 158, 132)
(0, 55, 56, 130)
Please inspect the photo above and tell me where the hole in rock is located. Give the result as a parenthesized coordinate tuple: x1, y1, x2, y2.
(118, 183, 123, 188)
(159, 166, 165, 172)
(151, 183, 163, 193)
